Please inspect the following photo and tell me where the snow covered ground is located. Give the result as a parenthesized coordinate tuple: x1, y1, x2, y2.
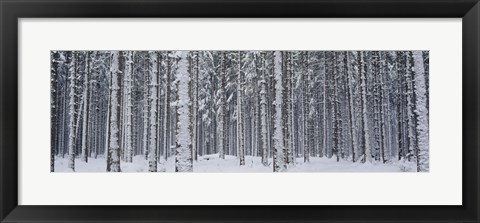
(54, 154, 415, 172)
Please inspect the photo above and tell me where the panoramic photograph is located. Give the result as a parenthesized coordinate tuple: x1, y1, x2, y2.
(50, 50, 429, 172)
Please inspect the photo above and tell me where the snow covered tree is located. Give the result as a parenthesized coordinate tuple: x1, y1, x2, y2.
(148, 51, 159, 172)
(259, 52, 269, 166)
(50, 51, 60, 172)
(106, 51, 123, 172)
(67, 51, 78, 171)
(163, 52, 172, 162)
(80, 51, 91, 163)
(191, 51, 199, 162)
(237, 51, 246, 165)
(124, 51, 134, 163)
(332, 52, 342, 162)
(217, 52, 227, 159)
(273, 51, 286, 172)
(358, 51, 371, 163)
(413, 51, 429, 172)
(175, 51, 193, 172)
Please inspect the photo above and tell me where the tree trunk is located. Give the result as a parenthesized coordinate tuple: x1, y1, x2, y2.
(175, 51, 193, 172)
(413, 51, 429, 172)
(67, 51, 77, 171)
(217, 52, 227, 159)
(106, 51, 123, 172)
(148, 51, 159, 172)
(359, 51, 371, 163)
(273, 51, 286, 172)
(80, 52, 91, 163)
(125, 51, 134, 163)
(237, 51, 246, 165)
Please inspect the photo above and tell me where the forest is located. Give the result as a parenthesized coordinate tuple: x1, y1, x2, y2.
(50, 50, 429, 172)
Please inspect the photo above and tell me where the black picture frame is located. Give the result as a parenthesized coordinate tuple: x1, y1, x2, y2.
(1, 0, 479, 222)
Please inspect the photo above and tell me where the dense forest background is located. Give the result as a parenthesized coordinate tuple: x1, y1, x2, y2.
(50, 50, 429, 172)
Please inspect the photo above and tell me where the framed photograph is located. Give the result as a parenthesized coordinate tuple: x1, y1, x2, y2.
(1, 0, 478, 222)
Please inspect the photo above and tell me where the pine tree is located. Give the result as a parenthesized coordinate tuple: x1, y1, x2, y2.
(413, 51, 429, 172)
(237, 51, 246, 165)
(80, 51, 91, 163)
(332, 52, 342, 162)
(359, 51, 371, 163)
(148, 51, 159, 172)
(107, 51, 123, 172)
(344, 52, 357, 162)
(175, 51, 193, 172)
(259, 52, 269, 166)
(124, 51, 134, 163)
(273, 51, 286, 172)
(67, 51, 78, 171)
(217, 52, 227, 159)
(163, 52, 172, 161)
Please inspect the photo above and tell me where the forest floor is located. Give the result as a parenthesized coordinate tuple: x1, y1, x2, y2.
(54, 154, 415, 172)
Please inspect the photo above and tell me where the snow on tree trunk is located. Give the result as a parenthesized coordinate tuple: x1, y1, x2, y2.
(237, 51, 246, 166)
(332, 52, 342, 162)
(143, 55, 150, 161)
(148, 51, 158, 172)
(175, 51, 193, 172)
(107, 51, 122, 172)
(413, 51, 429, 172)
(303, 52, 310, 163)
(50, 52, 59, 172)
(344, 52, 357, 162)
(163, 53, 171, 161)
(260, 54, 269, 166)
(67, 52, 77, 171)
(322, 52, 328, 158)
(283, 52, 293, 165)
(125, 51, 134, 163)
(273, 51, 286, 172)
(405, 52, 417, 162)
(192, 51, 199, 162)
(80, 52, 91, 163)
(217, 52, 226, 159)
(359, 51, 371, 163)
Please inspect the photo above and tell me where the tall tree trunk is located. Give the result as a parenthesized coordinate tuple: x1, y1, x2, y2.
(332, 52, 342, 162)
(175, 51, 193, 172)
(359, 51, 371, 163)
(192, 51, 199, 161)
(273, 51, 286, 172)
(67, 51, 78, 171)
(50, 52, 59, 171)
(405, 52, 417, 162)
(260, 52, 269, 166)
(237, 51, 246, 165)
(163, 53, 171, 161)
(217, 52, 226, 159)
(125, 51, 134, 163)
(303, 52, 310, 163)
(142, 55, 150, 160)
(344, 52, 357, 162)
(322, 52, 328, 158)
(148, 51, 159, 172)
(107, 51, 123, 172)
(81, 52, 91, 163)
(413, 51, 429, 172)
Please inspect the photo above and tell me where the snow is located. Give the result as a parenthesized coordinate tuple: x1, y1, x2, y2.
(53, 155, 412, 172)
